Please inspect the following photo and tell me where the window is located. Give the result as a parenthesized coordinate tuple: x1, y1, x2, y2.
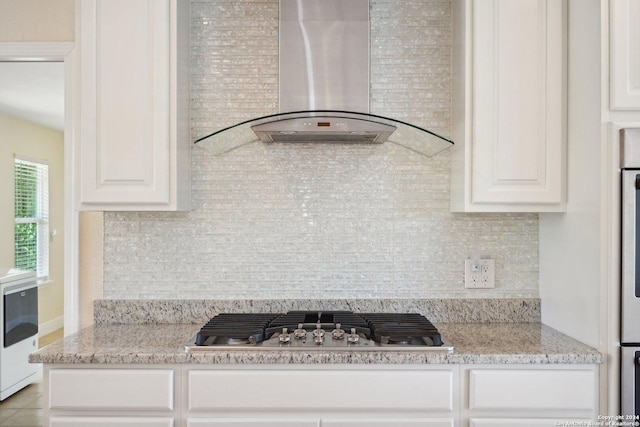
(14, 157, 49, 280)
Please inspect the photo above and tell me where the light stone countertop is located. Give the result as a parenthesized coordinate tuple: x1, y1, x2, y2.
(30, 322, 603, 365)
(92, 298, 544, 324)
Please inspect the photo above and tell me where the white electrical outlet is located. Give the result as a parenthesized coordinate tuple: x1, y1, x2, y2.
(465, 259, 495, 289)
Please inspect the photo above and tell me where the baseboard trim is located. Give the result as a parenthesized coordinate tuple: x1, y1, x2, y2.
(39, 316, 64, 337)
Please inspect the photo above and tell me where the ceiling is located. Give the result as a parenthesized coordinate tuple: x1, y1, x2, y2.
(0, 61, 65, 131)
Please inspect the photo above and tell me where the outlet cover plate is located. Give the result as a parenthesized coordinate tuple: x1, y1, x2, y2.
(465, 259, 495, 289)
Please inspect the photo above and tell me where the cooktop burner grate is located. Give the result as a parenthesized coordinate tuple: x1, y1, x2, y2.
(360, 313, 443, 346)
(195, 313, 279, 346)
(265, 311, 372, 338)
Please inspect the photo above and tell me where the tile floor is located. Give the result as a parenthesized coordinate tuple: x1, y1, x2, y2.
(0, 329, 63, 427)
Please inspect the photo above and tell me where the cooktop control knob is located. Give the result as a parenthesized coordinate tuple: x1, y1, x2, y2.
(313, 323, 325, 344)
(347, 328, 360, 344)
(313, 323, 325, 337)
(331, 323, 345, 340)
(294, 323, 307, 339)
(279, 327, 291, 343)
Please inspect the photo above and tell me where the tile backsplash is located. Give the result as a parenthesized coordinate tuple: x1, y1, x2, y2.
(102, 0, 539, 299)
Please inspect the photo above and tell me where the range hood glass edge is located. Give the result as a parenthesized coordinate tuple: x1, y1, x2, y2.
(193, 110, 454, 157)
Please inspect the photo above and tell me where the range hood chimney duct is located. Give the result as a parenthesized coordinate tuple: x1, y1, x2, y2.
(194, 0, 453, 157)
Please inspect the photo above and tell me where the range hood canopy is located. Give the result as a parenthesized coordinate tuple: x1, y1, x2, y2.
(194, 0, 453, 157)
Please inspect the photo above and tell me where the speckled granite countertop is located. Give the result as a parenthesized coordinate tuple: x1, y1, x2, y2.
(30, 299, 602, 365)
(30, 322, 603, 365)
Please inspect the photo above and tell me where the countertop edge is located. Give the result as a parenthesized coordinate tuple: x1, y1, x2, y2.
(30, 354, 605, 365)
(29, 322, 604, 366)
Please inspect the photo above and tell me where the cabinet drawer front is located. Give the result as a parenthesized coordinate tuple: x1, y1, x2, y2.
(322, 419, 453, 427)
(470, 419, 593, 427)
(468, 369, 596, 410)
(49, 369, 174, 410)
(50, 417, 174, 427)
(187, 419, 318, 427)
(188, 370, 454, 412)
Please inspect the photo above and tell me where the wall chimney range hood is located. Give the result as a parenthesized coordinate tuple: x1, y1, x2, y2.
(194, 0, 453, 157)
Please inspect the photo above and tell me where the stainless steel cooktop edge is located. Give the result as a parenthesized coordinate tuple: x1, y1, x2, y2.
(184, 336, 454, 354)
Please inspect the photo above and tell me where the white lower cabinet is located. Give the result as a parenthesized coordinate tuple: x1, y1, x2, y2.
(42, 364, 599, 427)
(49, 368, 174, 410)
(50, 417, 174, 427)
(469, 419, 593, 427)
(185, 368, 457, 427)
(186, 420, 318, 427)
(186, 418, 452, 427)
(321, 419, 453, 426)
(45, 367, 177, 427)
(187, 369, 454, 412)
(461, 365, 599, 426)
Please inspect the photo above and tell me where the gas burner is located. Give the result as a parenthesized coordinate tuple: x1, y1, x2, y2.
(186, 311, 453, 353)
(194, 313, 279, 346)
(379, 336, 438, 346)
(361, 313, 444, 346)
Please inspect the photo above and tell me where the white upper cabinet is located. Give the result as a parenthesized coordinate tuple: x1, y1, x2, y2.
(451, 0, 566, 212)
(77, 0, 190, 211)
(611, 0, 640, 110)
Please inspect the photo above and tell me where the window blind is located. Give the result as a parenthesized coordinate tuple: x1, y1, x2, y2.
(14, 158, 49, 280)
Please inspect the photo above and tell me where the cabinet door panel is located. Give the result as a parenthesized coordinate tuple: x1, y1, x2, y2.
(51, 417, 174, 427)
(468, 369, 596, 411)
(187, 419, 318, 427)
(470, 419, 592, 427)
(80, 0, 170, 205)
(49, 369, 174, 410)
(471, 0, 564, 205)
(78, 0, 190, 210)
(188, 370, 453, 412)
(611, 0, 640, 109)
(322, 419, 453, 427)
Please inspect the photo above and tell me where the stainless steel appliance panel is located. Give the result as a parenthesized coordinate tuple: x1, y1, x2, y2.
(622, 128, 640, 169)
(622, 347, 640, 417)
(621, 128, 640, 417)
(622, 169, 640, 343)
(279, 0, 370, 113)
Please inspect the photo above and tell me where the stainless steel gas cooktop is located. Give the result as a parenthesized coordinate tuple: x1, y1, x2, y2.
(185, 311, 454, 352)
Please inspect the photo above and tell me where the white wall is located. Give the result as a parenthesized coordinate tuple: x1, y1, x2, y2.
(0, 0, 74, 42)
(539, 1, 606, 409)
(540, 0, 602, 348)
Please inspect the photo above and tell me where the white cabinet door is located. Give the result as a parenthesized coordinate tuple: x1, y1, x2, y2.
(611, 0, 640, 109)
(77, 0, 190, 211)
(49, 369, 174, 410)
(467, 369, 596, 411)
(51, 417, 174, 427)
(461, 366, 599, 427)
(187, 419, 319, 427)
(451, 0, 566, 212)
(469, 420, 593, 427)
(188, 370, 454, 412)
(321, 419, 453, 427)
